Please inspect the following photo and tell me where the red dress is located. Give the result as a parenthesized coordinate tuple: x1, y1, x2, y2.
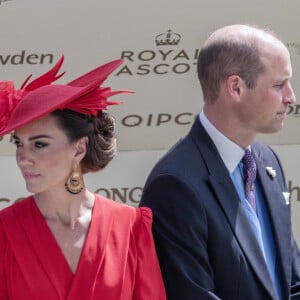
(0, 195, 166, 299)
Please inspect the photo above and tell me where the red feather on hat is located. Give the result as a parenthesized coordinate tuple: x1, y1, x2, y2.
(20, 55, 65, 91)
(0, 55, 132, 136)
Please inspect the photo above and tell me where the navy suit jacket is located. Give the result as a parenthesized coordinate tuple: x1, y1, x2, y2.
(140, 118, 300, 300)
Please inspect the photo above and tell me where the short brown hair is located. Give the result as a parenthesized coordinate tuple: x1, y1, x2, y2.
(197, 26, 271, 102)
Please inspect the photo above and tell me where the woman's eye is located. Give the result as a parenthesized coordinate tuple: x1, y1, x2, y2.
(34, 141, 48, 149)
(12, 140, 22, 148)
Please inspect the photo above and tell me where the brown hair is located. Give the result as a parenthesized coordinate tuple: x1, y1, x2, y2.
(52, 109, 116, 173)
(196, 25, 275, 102)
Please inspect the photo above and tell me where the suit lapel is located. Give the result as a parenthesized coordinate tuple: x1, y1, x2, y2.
(252, 145, 291, 298)
(208, 163, 276, 299)
(190, 120, 276, 299)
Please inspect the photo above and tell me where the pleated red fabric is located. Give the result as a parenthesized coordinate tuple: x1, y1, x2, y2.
(0, 195, 166, 300)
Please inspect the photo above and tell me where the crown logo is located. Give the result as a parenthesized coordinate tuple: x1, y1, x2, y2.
(155, 29, 181, 46)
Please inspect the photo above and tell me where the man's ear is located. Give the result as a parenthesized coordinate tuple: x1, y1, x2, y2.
(226, 75, 242, 98)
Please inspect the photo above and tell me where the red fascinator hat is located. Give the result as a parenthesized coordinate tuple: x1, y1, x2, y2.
(0, 55, 131, 136)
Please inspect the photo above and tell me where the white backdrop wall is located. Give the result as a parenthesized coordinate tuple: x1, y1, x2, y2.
(1, 146, 300, 242)
(0, 0, 300, 241)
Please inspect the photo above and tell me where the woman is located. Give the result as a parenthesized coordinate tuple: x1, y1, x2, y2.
(0, 56, 166, 299)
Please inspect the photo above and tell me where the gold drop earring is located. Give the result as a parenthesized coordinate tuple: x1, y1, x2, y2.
(65, 166, 83, 195)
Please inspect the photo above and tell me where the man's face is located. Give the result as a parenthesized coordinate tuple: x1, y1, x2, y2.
(240, 43, 296, 135)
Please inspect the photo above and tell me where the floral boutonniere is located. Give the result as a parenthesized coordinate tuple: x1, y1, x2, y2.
(266, 166, 276, 179)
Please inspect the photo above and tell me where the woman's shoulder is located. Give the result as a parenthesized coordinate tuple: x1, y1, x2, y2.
(0, 196, 33, 220)
(0, 196, 34, 246)
(94, 193, 152, 226)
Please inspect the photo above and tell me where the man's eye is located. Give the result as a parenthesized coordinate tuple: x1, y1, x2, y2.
(274, 83, 284, 89)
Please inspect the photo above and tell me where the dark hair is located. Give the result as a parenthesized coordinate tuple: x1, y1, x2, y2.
(52, 109, 116, 173)
(197, 38, 265, 102)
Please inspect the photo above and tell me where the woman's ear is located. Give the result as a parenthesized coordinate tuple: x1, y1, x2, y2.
(74, 136, 88, 161)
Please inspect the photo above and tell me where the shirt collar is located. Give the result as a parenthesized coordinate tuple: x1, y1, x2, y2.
(199, 111, 246, 174)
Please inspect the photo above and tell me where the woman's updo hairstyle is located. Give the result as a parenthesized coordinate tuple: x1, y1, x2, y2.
(52, 109, 116, 173)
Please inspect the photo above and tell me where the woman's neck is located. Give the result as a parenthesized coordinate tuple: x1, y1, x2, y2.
(34, 189, 95, 229)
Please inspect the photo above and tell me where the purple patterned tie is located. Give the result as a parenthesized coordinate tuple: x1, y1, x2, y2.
(242, 149, 257, 213)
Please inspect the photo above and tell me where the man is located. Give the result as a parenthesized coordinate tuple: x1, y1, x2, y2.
(140, 24, 300, 299)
